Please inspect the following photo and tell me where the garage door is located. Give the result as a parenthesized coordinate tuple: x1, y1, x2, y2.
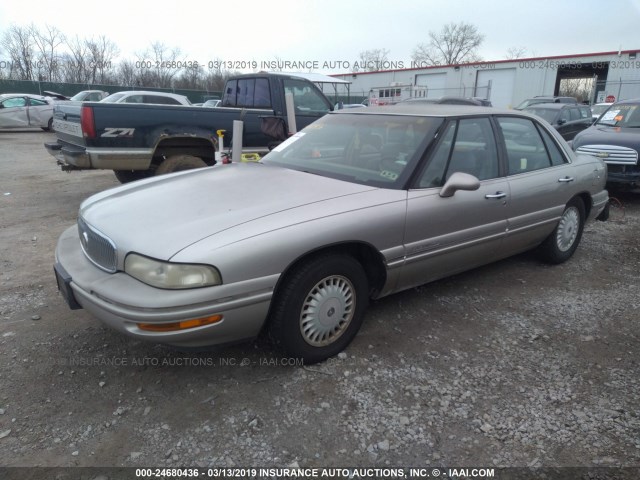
(476, 69, 516, 108)
(415, 73, 447, 98)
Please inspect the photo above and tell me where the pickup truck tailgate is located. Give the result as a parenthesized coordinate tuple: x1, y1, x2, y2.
(52, 102, 84, 145)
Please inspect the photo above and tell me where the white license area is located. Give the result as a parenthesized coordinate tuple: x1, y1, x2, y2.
(53, 119, 82, 137)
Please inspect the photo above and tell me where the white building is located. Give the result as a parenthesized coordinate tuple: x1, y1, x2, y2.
(330, 49, 640, 108)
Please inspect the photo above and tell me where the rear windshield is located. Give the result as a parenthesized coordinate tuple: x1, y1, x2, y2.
(523, 107, 557, 123)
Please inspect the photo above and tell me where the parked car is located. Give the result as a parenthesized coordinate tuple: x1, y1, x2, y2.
(590, 102, 613, 120)
(523, 103, 593, 140)
(54, 105, 608, 363)
(0, 93, 55, 131)
(573, 98, 640, 190)
(202, 99, 221, 108)
(100, 91, 191, 106)
(515, 96, 578, 110)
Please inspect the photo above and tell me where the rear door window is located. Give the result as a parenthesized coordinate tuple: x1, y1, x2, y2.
(497, 117, 553, 174)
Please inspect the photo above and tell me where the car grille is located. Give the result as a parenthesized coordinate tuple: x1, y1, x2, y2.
(77, 216, 117, 273)
(576, 145, 638, 165)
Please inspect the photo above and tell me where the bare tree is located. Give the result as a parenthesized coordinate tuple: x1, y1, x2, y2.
(174, 64, 204, 90)
(559, 77, 593, 103)
(203, 58, 229, 91)
(85, 35, 119, 84)
(117, 59, 138, 86)
(1, 24, 37, 80)
(505, 46, 528, 60)
(354, 48, 390, 72)
(411, 22, 484, 66)
(61, 35, 92, 83)
(31, 24, 65, 82)
(135, 42, 184, 88)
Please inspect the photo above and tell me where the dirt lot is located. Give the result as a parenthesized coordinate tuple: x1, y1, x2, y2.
(0, 130, 639, 476)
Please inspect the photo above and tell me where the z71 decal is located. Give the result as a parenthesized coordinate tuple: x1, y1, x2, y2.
(101, 128, 135, 137)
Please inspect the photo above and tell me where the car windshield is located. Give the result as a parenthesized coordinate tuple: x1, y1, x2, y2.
(523, 107, 558, 123)
(100, 93, 126, 103)
(515, 99, 539, 109)
(261, 113, 442, 189)
(595, 103, 640, 127)
(591, 104, 611, 117)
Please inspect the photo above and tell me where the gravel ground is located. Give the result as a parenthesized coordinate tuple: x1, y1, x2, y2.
(0, 129, 639, 478)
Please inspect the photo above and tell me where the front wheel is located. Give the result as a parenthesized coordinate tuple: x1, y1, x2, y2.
(268, 254, 369, 364)
(538, 198, 585, 264)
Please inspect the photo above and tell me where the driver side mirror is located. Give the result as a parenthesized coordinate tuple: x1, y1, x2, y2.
(439, 172, 481, 198)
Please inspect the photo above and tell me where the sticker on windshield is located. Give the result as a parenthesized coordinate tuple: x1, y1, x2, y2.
(601, 110, 620, 122)
(272, 132, 306, 152)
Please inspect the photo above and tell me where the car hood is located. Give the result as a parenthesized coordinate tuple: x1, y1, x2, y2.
(80, 163, 380, 261)
(573, 125, 640, 150)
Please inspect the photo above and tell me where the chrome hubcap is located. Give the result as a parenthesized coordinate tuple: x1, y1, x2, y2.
(300, 275, 355, 347)
(556, 206, 579, 252)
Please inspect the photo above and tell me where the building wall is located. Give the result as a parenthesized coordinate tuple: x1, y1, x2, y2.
(333, 50, 640, 108)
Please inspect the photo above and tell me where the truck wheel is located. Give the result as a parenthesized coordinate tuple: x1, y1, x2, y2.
(114, 170, 152, 183)
(155, 155, 207, 176)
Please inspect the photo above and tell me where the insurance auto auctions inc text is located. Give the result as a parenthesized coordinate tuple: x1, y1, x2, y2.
(177, 467, 496, 478)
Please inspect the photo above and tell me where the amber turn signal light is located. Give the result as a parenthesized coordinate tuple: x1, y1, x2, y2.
(137, 315, 223, 332)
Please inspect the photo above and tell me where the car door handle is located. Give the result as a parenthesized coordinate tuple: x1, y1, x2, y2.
(558, 176, 575, 183)
(485, 191, 507, 199)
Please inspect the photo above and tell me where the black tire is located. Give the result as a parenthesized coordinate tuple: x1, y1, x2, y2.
(155, 155, 207, 176)
(538, 198, 585, 264)
(269, 254, 369, 364)
(114, 169, 152, 183)
(41, 118, 53, 132)
(596, 201, 610, 221)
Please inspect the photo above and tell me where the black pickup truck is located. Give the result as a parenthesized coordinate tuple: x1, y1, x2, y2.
(44, 73, 334, 182)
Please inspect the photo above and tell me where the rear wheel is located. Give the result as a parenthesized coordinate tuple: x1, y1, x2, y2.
(155, 155, 207, 176)
(538, 198, 585, 264)
(41, 118, 53, 132)
(269, 254, 369, 364)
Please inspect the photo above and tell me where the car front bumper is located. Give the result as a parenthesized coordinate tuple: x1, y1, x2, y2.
(54, 226, 276, 347)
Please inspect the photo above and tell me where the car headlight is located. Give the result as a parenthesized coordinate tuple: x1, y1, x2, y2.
(124, 253, 222, 289)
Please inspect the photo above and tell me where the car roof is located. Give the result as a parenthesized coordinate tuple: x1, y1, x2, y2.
(533, 96, 575, 100)
(113, 90, 183, 96)
(524, 103, 576, 110)
(332, 103, 517, 117)
(0, 93, 44, 97)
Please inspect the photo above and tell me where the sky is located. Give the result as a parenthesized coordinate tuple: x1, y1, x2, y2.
(1, 0, 640, 74)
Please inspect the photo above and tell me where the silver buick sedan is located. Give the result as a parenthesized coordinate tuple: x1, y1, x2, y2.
(54, 105, 609, 363)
